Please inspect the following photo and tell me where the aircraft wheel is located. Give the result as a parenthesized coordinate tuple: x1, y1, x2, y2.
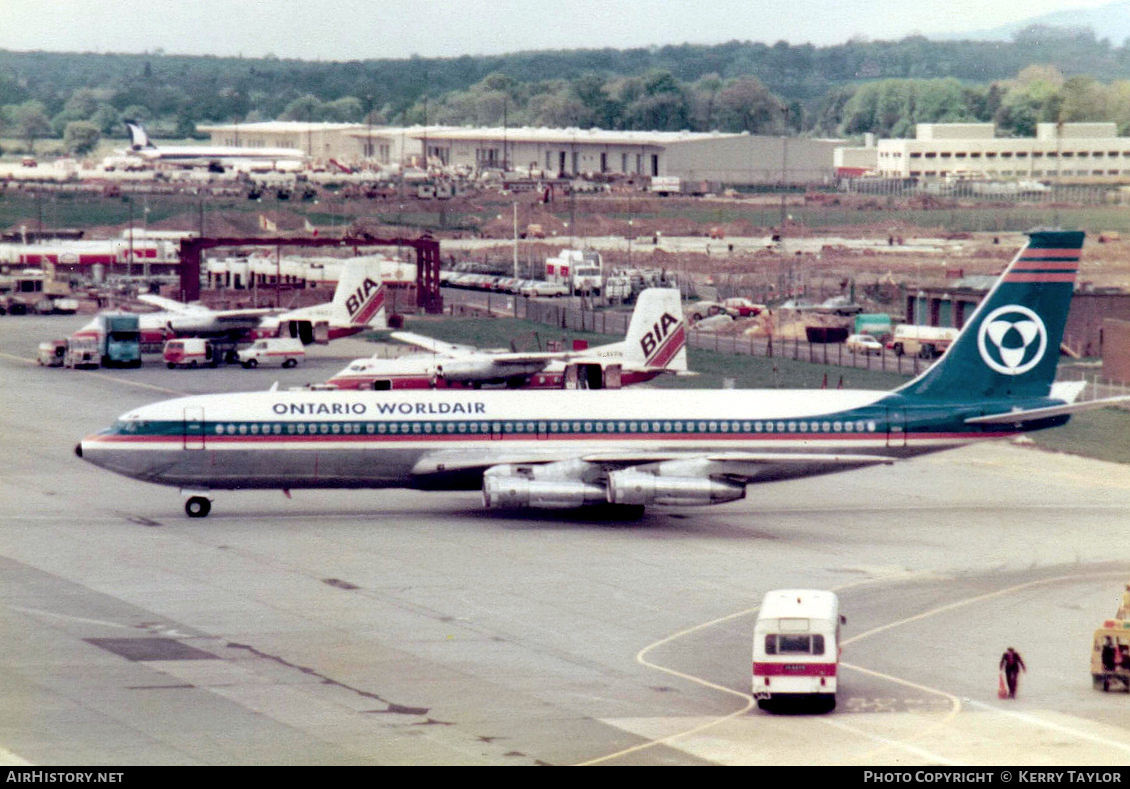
(185, 496, 211, 518)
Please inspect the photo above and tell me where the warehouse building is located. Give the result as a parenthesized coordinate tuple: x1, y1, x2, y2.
(859, 122, 1130, 182)
(198, 122, 843, 185)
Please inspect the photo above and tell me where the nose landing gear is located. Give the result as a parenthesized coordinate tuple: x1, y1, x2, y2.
(182, 490, 214, 518)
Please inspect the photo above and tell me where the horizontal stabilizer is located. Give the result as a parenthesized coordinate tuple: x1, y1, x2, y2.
(965, 395, 1130, 425)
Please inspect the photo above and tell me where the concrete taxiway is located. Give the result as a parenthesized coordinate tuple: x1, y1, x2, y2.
(2, 315, 1130, 765)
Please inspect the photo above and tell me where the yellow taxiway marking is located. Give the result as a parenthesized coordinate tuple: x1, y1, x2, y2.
(0, 352, 185, 396)
(582, 570, 1130, 766)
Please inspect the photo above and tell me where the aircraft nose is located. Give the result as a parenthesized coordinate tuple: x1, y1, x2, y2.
(74, 442, 83, 458)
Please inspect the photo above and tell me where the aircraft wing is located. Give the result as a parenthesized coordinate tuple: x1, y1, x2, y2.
(411, 448, 897, 478)
(136, 294, 213, 314)
(390, 331, 477, 356)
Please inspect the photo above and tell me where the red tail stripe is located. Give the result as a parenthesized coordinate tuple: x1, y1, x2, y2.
(647, 325, 685, 367)
(1003, 273, 1078, 283)
(352, 289, 385, 325)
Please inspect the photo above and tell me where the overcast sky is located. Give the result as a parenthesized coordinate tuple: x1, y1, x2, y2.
(0, 0, 1118, 60)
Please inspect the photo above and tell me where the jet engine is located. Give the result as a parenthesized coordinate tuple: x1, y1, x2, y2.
(482, 460, 606, 509)
(606, 469, 745, 506)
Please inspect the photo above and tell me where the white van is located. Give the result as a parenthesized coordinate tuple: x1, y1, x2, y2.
(237, 338, 305, 368)
(752, 589, 844, 712)
(164, 338, 218, 369)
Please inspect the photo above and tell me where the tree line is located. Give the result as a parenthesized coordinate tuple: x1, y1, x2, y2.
(4, 24, 1130, 155)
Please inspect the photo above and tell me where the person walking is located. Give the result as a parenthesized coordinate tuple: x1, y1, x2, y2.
(999, 647, 1027, 698)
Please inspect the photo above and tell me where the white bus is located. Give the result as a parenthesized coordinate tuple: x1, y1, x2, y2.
(752, 589, 844, 712)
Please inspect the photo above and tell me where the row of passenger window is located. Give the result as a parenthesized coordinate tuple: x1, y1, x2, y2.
(209, 419, 882, 436)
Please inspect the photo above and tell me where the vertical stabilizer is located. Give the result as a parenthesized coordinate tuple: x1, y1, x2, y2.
(124, 120, 154, 151)
(898, 230, 1084, 402)
(331, 259, 387, 329)
(621, 287, 687, 371)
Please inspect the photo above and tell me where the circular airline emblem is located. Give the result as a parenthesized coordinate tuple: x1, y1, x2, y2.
(977, 305, 1047, 376)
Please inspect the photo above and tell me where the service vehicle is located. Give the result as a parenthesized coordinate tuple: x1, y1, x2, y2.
(37, 340, 67, 367)
(753, 589, 844, 712)
(1092, 621, 1130, 692)
(887, 324, 958, 359)
(64, 336, 99, 369)
(545, 249, 603, 295)
(237, 337, 305, 368)
(164, 338, 219, 369)
(845, 333, 884, 355)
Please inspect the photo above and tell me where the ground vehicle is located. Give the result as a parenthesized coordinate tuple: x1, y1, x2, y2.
(69, 314, 142, 367)
(722, 298, 765, 318)
(237, 338, 305, 368)
(38, 340, 67, 367)
(753, 589, 843, 712)
(545, 249, 603, 295)
(1091, 621, 1130, 692)
(164, 339, 219, 369)
(519, 280, 570, 298)
(64, 336, 99, 369)
(845, 333, 884, 355)
(886, 324, 959, 359)
(686, 301, 733, 322)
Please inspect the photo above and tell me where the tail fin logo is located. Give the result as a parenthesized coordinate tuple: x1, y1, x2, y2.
(977, 305, 1047, 376)
(345, 277, 383, 323)
(640, 312, 681, 361)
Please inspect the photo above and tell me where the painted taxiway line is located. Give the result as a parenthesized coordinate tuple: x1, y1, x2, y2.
(0, 352, 185, 396)
(581, 569, 1130, 766)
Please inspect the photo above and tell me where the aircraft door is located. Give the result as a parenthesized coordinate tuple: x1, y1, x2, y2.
(886, 408, 906, 448)
(603, 364, 622, 390)
(313, 320, 329, 344)
(184, 406, 205, 450)
(564, 364, 580, 389)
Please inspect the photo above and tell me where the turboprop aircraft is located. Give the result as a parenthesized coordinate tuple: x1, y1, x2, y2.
(76, 231, 1130, 518)
(324, 287, 687, 390)
(73, 258, 388, 347)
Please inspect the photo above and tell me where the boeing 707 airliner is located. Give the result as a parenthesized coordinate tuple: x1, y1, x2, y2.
(77, 231, 1129, 518)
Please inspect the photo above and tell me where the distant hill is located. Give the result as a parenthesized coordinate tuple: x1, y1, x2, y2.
(944, 1, 1130, 44)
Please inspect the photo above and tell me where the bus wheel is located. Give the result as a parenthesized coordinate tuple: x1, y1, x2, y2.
(756, 698, 773, 712)
(185, 497, 211, 518)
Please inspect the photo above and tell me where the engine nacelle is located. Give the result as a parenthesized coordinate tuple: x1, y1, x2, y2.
(606, 470, 745, 506)
(483, 476, 606, 509)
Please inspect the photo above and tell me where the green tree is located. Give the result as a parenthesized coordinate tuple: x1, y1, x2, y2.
(13, 101, 52, 152)
(717, 77, 783, 133)
(63, 121, 100, 155)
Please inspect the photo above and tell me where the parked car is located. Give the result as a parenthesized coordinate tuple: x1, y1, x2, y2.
(845, 334, 884, 355)
(686, 300, 733, 322)
(722, 297, 766, 318)
(520, 280, 570, 297)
